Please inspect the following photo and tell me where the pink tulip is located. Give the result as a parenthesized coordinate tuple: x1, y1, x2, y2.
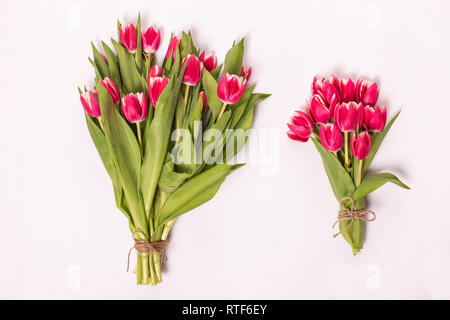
(182, 54, 203, 86)
(351, 131, 372, 160)
(312, 76, 326, 100)
(307, 94, 334, 123)
(356, 79, 379, 106)
(121, 93, 148, 123)
(119, 23, 138, 53)
(364, 105, 387, 132)
(341, 78, 355, 103)
(319, 123, 343, 152)
(334, 102, 357, 132)
(148, 76, 169, 107)
(166, 36, 181, 61)
(100, 77, 120, 104)
(80, 89, 101, 118)
(287, 111, 314, 142)
(356, 102, 364, 129)
(322, 75, 342, 105)
(241, 64, 252, 81)
(217, 73, 248, 104)
(142, 26, 161, 54)
(199, 51, 218, 72)
(149, 65, 162, 78)
(198, 91, 207, 112)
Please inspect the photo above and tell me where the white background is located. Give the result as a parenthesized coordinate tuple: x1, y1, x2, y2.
(0, 0, 449, 300)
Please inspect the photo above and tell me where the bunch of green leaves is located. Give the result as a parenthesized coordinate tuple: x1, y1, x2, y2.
(80, 18, 270, 249)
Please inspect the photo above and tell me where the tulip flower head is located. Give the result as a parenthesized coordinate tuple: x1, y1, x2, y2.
(148, 76, 169, 107)
(341, 78, 355, 103)
(149, 65, 162, 78)
(322, 75, 342, 105)
(142, 26, 161, 54)
(199, 51, 218, 73)
(166, 36, 181, 61)
(364, 105, 387, 132)
(307, 94, 335, 124)
(121, 93, 148, 123)
(319, 123, 343, 152)
(80, 89, 101, 118)
(241, 64, 252, 81)
(351, 131, 372, 160)
(217, 73, 248, 105)
(287, 111, 314, 142)
(119, 23, 138, 53)
(356, 79, 379, 107)
(198, 91, 207, 112)
(334, 102, 358, 132)
(182, 54, 203, 86)
(100, 77, 120, 104)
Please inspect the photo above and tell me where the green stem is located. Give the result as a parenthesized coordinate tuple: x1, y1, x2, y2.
(136, 122, 142, 149)
(184, 85, 190, 113)
(136, 254, 143, 285)
(141, 253, 150, 285)
(344, 132, 349, 168)
(218, 103, 228, 121)
(356, 159, 363, 187)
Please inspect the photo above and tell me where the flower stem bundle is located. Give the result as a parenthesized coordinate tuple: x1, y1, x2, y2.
(79, 14, 270, 285)
(287, 75, 410, 255)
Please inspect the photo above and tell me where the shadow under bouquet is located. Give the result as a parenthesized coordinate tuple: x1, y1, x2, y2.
(79, 15, 270, 285)
(287, 75, 410, 255)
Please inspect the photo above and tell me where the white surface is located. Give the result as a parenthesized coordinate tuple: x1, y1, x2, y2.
(0, 0, 449, 300)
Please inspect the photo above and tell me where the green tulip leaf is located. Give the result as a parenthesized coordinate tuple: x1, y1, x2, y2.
(353, 172, 410, 201)
(91, 43, 110, 79)
(224, 38, 244, 76)
(112, 39, 143, 93)
(102, 41, 123, 90)
(202, 70, 223, 122)
(97, 83, 146, 232)
(155, 164, 244, 228)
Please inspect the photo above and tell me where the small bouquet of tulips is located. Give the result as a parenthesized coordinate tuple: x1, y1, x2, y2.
(79, 15, 270, 285)
(287, 75, 410, 255)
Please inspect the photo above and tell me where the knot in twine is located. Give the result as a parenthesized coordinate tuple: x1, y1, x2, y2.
(332, 197, 376, 238)
(127, 229, 168, 274)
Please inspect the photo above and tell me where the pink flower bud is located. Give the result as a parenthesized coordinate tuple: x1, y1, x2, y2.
(149, 65, 162, 78)
(356, 79, 379, 106)
(119, 23, 138, 54)
(166, 36, 181, 61)
(198, 91, 207, 112)
(121, 93, 148, 123)
(287, 111, 314, 142)
(148, 76, 169, 108)
(80, 89, 101, 118)
(142, 26, 161, 54)
(322, 75, 342, 105)
(182, 54, 203, 86)
(351, 131, 372, 160)
(334, 102, 357, 132)
(341, 78, 355, 103)
(100, 77, 120, 104)
(364, 105, 387, 132)
(312, 76, 325, 99)
(307, 94, 333, 123)
(319, 123, 343, 152)
(199, 51, 218, 72)
(100, 52, 109, 64)
(241, 64, 252, 81)
(217, 73, 248, 105)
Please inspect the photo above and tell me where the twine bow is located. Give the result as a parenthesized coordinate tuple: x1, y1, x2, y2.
(127, 229, 168, 277)
(332, 197, 376, 238)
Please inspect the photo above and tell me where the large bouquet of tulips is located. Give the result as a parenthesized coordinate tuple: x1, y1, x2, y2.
(287, 75, 409, 255)
(79, 15, 270, 285)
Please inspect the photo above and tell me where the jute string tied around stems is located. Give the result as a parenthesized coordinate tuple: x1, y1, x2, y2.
(332, 197, 376, 238)
(127, 229, 168, 275)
